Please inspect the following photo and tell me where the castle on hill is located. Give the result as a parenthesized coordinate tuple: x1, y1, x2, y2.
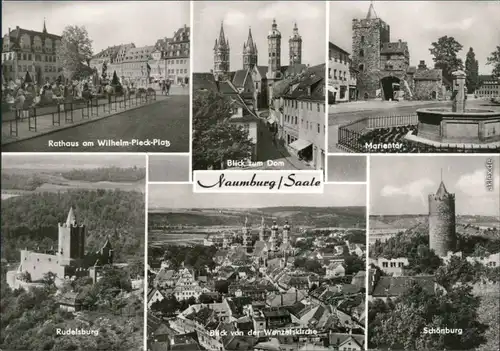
(7, 207, 113, 290)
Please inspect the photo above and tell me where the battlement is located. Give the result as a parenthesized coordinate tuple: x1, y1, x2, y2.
(428, 193, 455, 201)
(352, 18, 389, 30)
(58, 222, 85, 228)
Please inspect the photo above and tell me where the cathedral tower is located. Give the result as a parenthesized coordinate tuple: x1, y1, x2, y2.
(214, 22, 230, 81)
(259, 216, 265, 241)
(289, 22, 302, 65)
(58, 207, 86, 265)
(266, 19, 282, 79)
(243, 27, 258, 71)
(269, 220, 278, 251)
(282, 221, 290, 245)
(242, 217, 249, 247)
(428, 176, 456, 257)
(351, 1, 390, 98)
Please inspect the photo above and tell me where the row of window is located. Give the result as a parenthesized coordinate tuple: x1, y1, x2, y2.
(381, 262, 405, 268)
(284, 115, 324, 134)
(329, 68, 348, 81)
(3, 65, 61, 73)
(284, 99, 324, 112)
(2, 52, 57, 62)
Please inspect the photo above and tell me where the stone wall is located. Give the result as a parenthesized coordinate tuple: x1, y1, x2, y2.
(428, 195, 456, 257)
(414, 80, 443, 100)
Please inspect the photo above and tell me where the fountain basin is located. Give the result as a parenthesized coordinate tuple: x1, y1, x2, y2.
(416, 108, 500, 144)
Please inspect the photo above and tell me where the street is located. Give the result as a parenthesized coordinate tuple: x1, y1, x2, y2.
(2, 96, 189, 152)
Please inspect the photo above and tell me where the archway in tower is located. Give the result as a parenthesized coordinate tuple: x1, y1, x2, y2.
(380, 76, 401, 101)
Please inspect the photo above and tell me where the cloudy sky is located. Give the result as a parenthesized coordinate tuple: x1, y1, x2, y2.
(328, 155, 367, 182)
(329, 1, 500, 74)
(149, 183, 365, 208)
(194, 1, 326, 73)
(1, 154, 146, 170)
(370, 156, 500, 216)
(2, 1, 189, 54)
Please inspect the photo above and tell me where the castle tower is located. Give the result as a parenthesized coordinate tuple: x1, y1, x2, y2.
(100, 236, 114, 265)
(428, 176, 456, 257)
(242, 217, 249, 247)
(243, 27, 258, 71)
(351, 1, 391, 99)
(214, 22, 230, 81)
(259, 216, 265, 241)
(266, 19, 282, 79)
(58, 207, 86, 265)
(269, 221, 278, 251)
(282, 221, 290, 245)
(289, 22, 302, 65)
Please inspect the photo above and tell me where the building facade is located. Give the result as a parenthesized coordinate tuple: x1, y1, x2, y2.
(475, 75, 500, 98)
(329, 42, 353, 103)
(2, 22, 62, 84)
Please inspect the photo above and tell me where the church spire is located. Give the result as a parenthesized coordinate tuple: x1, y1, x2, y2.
(66, 207, 76, 226)
(366, 1, 378, 19)
(43, 18, 47, 33)
(219, 21, 227, 47)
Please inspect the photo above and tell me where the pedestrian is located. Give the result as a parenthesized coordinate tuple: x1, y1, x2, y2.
(166, 80, 171, 96)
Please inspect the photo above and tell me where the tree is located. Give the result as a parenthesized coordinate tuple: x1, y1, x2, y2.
(57, 25, 93, 80)
(465, 48, 479, 93)
(486, 46, 500, 78)
(435, 255, 478, 290)
(112, 71, 120, 86)
(429, 36, 464, 84)
(344, 254, 365, 275)
(192, 91, 255, 170)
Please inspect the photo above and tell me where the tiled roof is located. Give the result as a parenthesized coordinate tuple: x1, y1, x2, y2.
(193, 73, 219, 92)
(232, 69, 249, 88)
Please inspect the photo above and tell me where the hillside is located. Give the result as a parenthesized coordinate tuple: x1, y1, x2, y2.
(1, 189, 144, 262)
(1, 167, 146, 191)
(149, 206, 365, 229)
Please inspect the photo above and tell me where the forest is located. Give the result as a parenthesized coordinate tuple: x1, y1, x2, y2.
(61, 166, 146, 182)
(1, 166, 146, 191)
(0, 264, 143, 351)
(1, 189, 144, 263)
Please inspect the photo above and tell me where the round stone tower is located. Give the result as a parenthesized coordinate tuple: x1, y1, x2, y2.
(428, 179, 456, 257)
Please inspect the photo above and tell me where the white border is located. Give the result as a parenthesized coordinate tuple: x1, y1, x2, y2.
(189, 0, 194, 184)
(144, 153, 149, 351)
(365, 153, 370, 350)
(324, 0, 330, 183)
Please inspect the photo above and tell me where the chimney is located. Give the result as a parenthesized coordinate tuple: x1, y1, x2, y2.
(418, 60, 427, 70)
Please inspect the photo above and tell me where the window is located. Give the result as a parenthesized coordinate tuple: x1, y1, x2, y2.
(382, 262, 388, 268)
(360, 49, 364, 57)
(361, 35, 365, 44)
(359, 64, 364, 72)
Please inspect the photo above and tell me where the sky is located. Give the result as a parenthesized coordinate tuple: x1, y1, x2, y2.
(1, 154, 146, 170)
(328, 155, 367, 182)
(149, 183, 366, 208)
(194, 1, 326, 73)
(2, 1, 189, 54)
(148, 155, 190, 182)
(370, 156, 500, 216)
(329, 1, 500, 74)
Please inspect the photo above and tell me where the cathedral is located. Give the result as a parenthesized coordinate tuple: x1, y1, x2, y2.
(7, 207, 113, 289)
(212, 19, 306, 109)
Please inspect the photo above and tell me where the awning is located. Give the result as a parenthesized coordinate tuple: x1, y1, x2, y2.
(289, 139, 312, 151)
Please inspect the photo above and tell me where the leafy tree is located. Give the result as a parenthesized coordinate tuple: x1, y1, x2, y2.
(435, 255, 478, 289)
(42, 271, 57, 288)
(370, 282, 488, 350)
(198, 293, 216, 304)
(151, 295, 179, 315)
(214, 280, 229, 294)
(465, 47, 479, 93)
(192, 91, 255, 170)
(344, 254, 365, 275)
(486, 45, 500, 78)
(57, 25, 93, 80)
(429, 36, 464, 83)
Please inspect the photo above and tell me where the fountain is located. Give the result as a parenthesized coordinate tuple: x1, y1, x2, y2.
(405, 70, 500, 148)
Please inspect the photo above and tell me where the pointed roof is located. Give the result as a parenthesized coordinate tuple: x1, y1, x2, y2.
(366, 1, 378, 19)
(102, 236, 112, 249)
(66, 207, 76, 226)
(436, 181, 449, 197)
(43, 18, 47, 33)
(219, 21, 228, 47)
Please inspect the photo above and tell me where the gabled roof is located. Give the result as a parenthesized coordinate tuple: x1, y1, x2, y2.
(193, 73, 219, 92)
